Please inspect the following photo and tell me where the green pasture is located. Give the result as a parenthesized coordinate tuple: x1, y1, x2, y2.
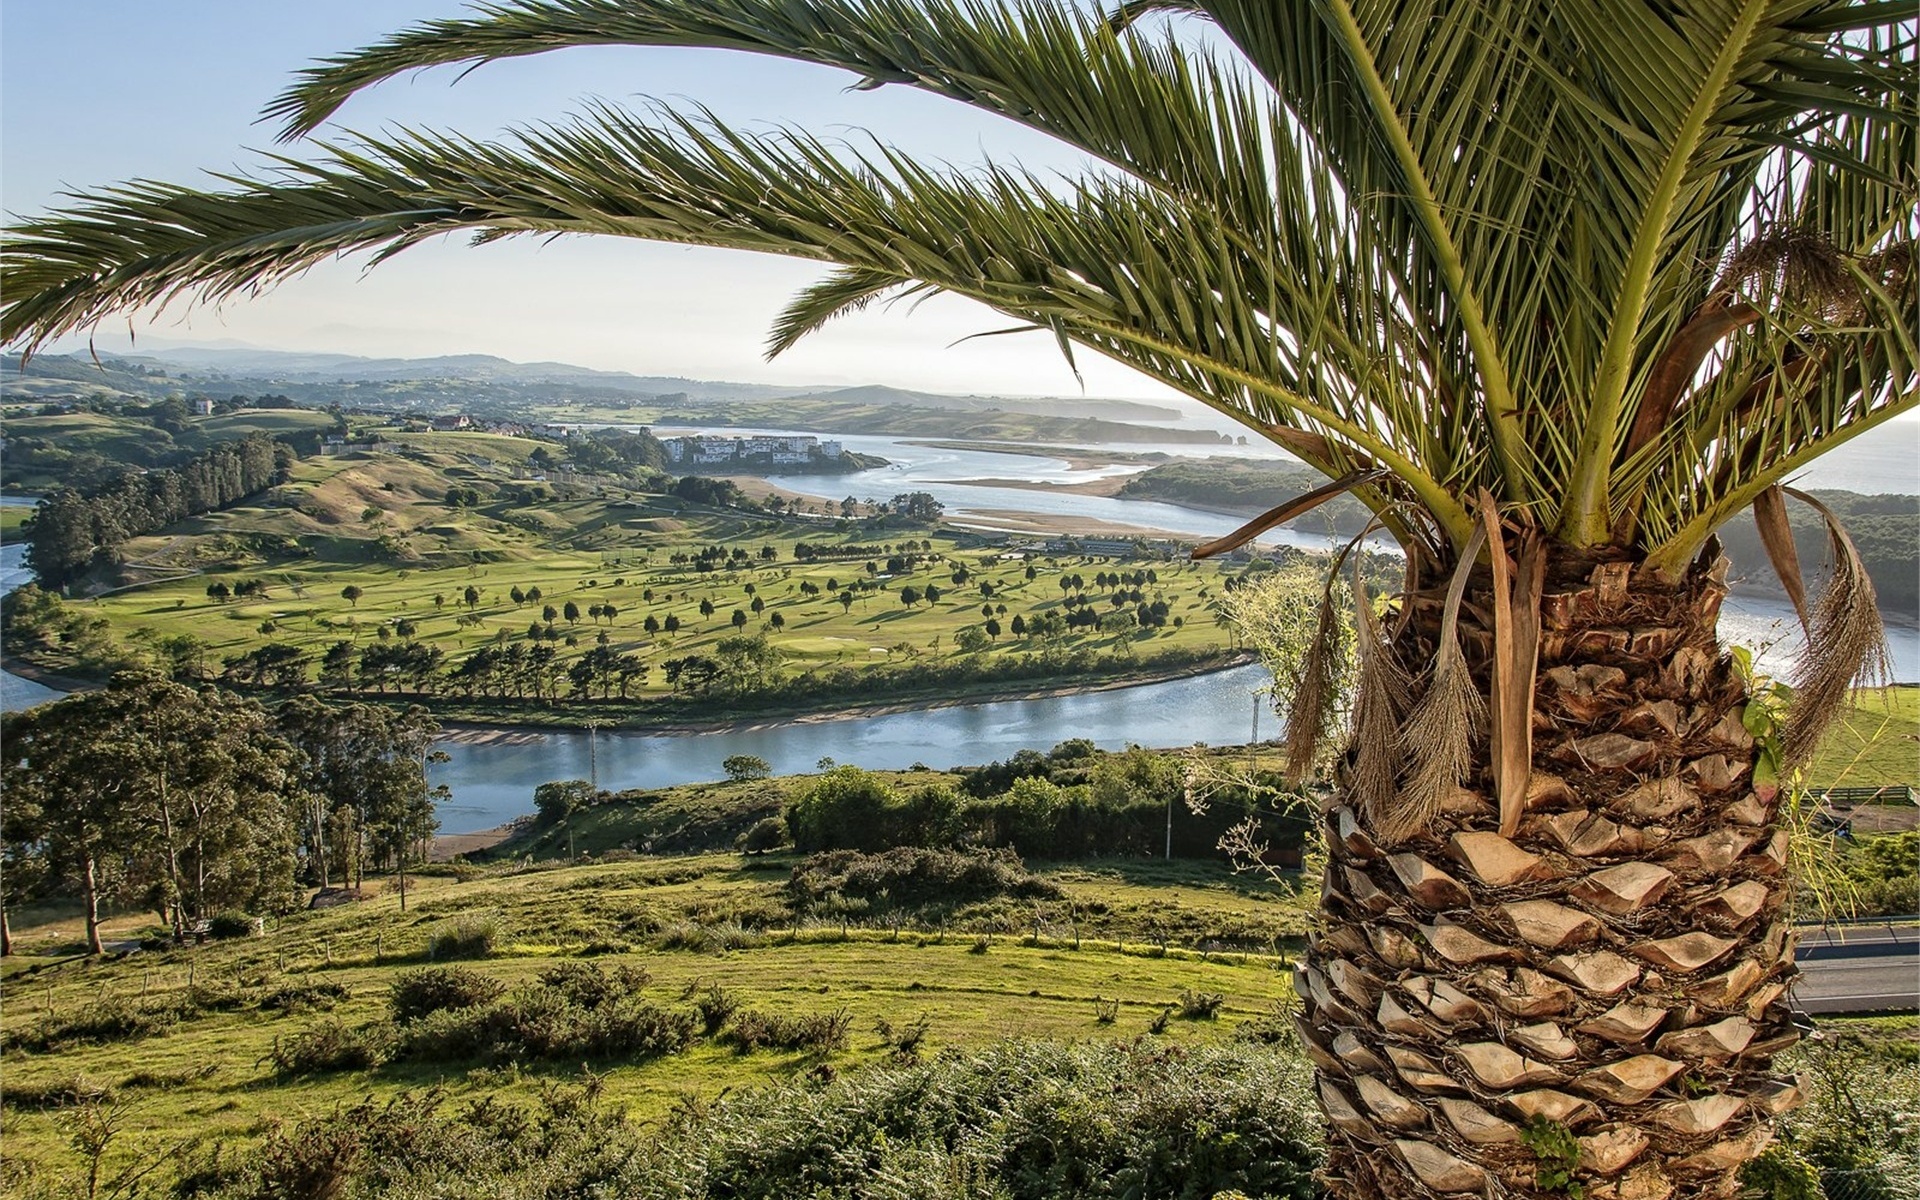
(0, 851, 1304, 1182)
(1806, 685, 1920, 789)
(57, 447, 1238, 704)
(1, 410, 157, 460)
(192, 408, 337, 438)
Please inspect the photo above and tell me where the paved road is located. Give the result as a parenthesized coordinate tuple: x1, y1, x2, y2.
(1792, 924, 1920, 1015)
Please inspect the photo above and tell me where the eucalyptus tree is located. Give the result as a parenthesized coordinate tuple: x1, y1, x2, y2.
(0, 676, 296, 950)
(275, 697, 442, 891)
(2, 1, 1915, 1193)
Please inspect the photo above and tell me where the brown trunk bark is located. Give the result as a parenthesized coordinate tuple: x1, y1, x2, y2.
(157, 771, 186, 939)
(1306, 549, 1799, 1199)
(82, 855, 104, 956)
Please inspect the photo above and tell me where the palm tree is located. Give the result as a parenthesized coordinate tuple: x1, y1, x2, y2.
(2, 3, 1913, 1194)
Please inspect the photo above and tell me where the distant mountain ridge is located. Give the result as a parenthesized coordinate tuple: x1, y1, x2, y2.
(75, 345, 810, 403)
(13, 344, 1182, 422)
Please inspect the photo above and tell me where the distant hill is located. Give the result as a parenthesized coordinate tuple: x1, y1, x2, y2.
(69, 346, 811, 403)
(787, 383, 1180, 423)
(5, 345, 1185, 426)
(1, 353, 178, 401)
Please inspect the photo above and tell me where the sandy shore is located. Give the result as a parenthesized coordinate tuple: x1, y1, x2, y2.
(430, 824, 516, 860)
(950, 475, 1133, 498)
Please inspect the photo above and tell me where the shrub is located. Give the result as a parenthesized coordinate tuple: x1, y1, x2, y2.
(537, 961, 650, 1010)
(0, 1075, 114, 1110)
(18, 996, 179, 1051)
(694, 985, 740, 1035)
(271, 1020, 387, 1075)
(1177, 990, 1225, 1020)
(787, 847, 1059, 916)
(874, 1014, 931, 1058)
(206, 912, 259, 940)
(127, 1041, 1323, 1197)
(259, 981, 351, 1014)
(655, 920, 762, 953)
(414, 860, 486, 882)
(1773, 1033, 1920, 1200)
(725, 1008, 852, 1055)
(427, 916, 498, 960)
(394, 992, 695, 1065)
(738, 816, 790, 855)
(389, 966, 506, 1024)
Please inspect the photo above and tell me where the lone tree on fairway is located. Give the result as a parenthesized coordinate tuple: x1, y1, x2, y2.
(1, 3, 1913, 1195)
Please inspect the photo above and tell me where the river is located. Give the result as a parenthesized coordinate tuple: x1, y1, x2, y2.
(5, 425, 1917, 833)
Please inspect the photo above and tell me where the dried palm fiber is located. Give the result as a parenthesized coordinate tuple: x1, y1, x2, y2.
(1715, 227, 1854, 312)
(1347, 534, 1411, 819)
(1282, 579, 1344, 783)
(1781, 488, 1890, 768)
(1383, 520, 1488, 844)
(1753, 485, 1810, 633)
(1278, 529, 1376, 782)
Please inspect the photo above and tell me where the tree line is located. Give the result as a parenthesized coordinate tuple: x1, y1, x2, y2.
(780, 743, 1310, 863)
(24, 433, 296, 589)
(0, 676, 442, 955)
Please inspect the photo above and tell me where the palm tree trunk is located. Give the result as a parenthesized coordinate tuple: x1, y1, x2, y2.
(1305, 548, 1799, 1200)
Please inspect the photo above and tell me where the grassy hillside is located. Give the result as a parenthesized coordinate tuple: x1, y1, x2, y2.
(0, 406, 339, 493)
(0, 847, 1312, 1189)
(5, 443, 1257, 722)
(1807, 685, 1920, 789)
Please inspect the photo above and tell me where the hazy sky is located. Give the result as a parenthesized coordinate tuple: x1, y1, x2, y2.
(1, 1, 1173, 399)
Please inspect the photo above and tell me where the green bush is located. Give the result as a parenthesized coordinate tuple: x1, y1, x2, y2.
(0, 1076, 114, 1111)
(1773, 1033, 1920, 1199)
(1841, 831, 1920, 917)
(113, 1041, 1322, 1198)
(724, 1008, 852, 1055)
(394, 988, 695, 1065)
(259, 981, 351, 1014)
(737, 816, 790, 855)
(694, 985, 739, 1035)
(271, 1020, 388, 1075)
(16, 995, 180, 1052)
(537, 961, 650, 1009)
(206, 912, 258, 940)
(389, 966, 506, 1024)
(787, 847, 1059, 916)
(426, 916, 498, 960)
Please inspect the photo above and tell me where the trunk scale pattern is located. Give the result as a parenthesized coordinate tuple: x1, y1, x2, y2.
(1303, 551, 1802, 1199)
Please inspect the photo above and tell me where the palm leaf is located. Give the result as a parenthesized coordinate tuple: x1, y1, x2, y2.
(3, 0, 1914, 567)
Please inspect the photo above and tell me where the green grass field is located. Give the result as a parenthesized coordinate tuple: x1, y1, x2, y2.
(23, 446, 1243, 717)
(0, 851, 1307, 1185)
(1807, 685, 1920, 788)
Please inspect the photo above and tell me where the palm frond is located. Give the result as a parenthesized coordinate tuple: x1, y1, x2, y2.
(766, 267, 922, 359)
(4, 0, 1914, 562)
